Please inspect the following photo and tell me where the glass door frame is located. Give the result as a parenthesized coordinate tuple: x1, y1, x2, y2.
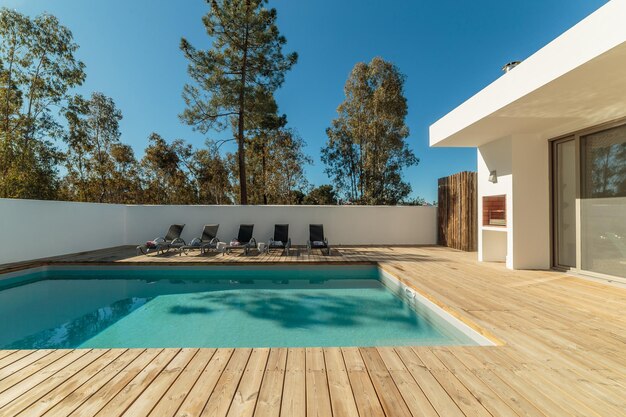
(549, 116, 626, 282)
(550, 136, 580, 270)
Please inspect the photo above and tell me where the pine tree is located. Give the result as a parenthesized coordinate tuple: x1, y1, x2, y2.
(180, 0, 297, 204)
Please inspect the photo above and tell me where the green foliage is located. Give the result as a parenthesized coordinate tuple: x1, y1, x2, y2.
(0, 8, 85, 198)
(240, 124, 311, 204)
(140, 133, 232, 205)
(322, 57, 418, 205)
(399, 196, 428, 206)
(180, 0, 297, 204)
(62, 93, 127, 203)
(140, 133, 196, 204)
(1, 8, 422, 208)
(303, 185, 338, 205)
(171, 138, 233, 204)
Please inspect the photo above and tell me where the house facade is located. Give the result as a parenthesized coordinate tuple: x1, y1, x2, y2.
(430, 0, 626, 281)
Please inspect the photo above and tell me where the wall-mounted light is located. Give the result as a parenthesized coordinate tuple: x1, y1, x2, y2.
(488, 170, 497, 183)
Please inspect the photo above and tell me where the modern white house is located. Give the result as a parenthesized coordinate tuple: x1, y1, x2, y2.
(430, 0, 626, 281)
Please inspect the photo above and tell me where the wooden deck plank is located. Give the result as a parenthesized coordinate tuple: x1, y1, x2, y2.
(68, 349, 163, 417)
(226, 348, 270, 417)
(360, 347, 413, 417)
(121, 348, 198, 417)
(414, 350, 493, 417)
(0, 349, 108, 416)
(147, 348, 216, 417)
(0, 350, 71, 394)
(395, 346, 466, 417)
(516, 368, 617, 417)
(280, 348, 306, 417)
(492, 367, 587, 417)
(431, 347, 534, 417)
(0, 350, 53, 381)
(199, 348, 252, 417)
(305, 347, 332, 417)
(14, 349, 126, 417)
(376, 347, 439, 417)
(323, 348, 359, 417)
(45, 349, 145, 417)
(0, 349, 91, 409)
(341, 347, 385, 417)
(175, 348, 233, 417)
(0, 350, 17, 362)
(254, 348, 287, 417)
(93, 348, 179, 417)
(0, 350, 37, 371)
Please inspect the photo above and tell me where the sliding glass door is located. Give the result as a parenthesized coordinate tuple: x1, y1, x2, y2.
(552, 122, 626, 279)
(580, 125, 626, 277)
(552, 138, 577, 268)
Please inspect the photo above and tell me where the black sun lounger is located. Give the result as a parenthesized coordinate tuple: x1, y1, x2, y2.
(179, 224, 220, 255)
(137, 224, 186, 255)
(307, 224, 330, 255)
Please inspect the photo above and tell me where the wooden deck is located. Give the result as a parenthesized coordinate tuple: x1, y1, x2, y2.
(0, 246, 624, 417)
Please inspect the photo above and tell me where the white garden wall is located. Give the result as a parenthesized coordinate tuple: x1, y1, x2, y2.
(0, 198, 437, 265)
(0, 199, 126, 265)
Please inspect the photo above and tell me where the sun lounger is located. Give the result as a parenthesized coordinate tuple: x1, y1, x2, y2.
(266, 224, 291, 255)
(179, 224, 220, 255)
(223, 224, 257, 255)
(307, 224, 330, 255)
(137, 224, 185, 255)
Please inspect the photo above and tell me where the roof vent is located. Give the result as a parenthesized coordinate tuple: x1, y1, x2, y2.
(502, 61, 521, 73)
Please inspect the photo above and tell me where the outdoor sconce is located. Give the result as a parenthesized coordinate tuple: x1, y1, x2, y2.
(488, 170, 498, 183)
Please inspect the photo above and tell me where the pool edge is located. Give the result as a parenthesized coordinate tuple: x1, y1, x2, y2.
(378, 265, 505, 346)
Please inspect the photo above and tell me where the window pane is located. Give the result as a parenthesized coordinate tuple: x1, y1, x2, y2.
(581, 124, 626, 278)
(554, 139, 577, 267)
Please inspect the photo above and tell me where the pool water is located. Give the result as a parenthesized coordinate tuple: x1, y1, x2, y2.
(0, 266, 483, 349)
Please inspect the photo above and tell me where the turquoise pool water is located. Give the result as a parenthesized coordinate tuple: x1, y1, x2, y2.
(0, 266, 481, 348)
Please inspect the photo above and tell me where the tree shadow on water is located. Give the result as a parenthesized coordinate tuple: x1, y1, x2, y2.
(181, 290, 423, 330)
(169, 305, 214, 315)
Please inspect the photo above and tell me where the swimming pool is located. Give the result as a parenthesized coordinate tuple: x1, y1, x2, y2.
(0, 265, 492, 349)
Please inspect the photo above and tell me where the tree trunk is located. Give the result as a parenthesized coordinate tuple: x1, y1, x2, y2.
(237, 117, 247, 204)
(262, 140, 267, 204)
(237, 0, 251, 205)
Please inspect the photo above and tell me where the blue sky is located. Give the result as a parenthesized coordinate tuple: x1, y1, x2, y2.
(5, 0, 608, 202)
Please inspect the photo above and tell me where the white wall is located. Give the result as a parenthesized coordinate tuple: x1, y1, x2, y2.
(511, 135, 550, 269)
(0, 199, 437, 265)
(125, 205, 436, 247)
(477, 137, 512, 266)
(477, 134, 551, 270)
(0, 199, 126, 265)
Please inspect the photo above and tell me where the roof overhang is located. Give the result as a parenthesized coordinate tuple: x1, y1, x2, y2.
(430, 0, 626, 148)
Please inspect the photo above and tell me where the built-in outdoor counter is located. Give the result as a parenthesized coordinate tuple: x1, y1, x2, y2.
(481, 195, 508, 263)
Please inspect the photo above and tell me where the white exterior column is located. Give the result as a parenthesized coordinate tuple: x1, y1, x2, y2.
(511, 134, 551, 269)
(477, 135, 551, 270)
(477, 137, 512, 267)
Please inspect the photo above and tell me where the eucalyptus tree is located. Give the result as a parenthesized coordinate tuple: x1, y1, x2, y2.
(171, 138, 233, 204)
(63, 93, 124, 203)
(0, 8, 85, 198)
(245, 125, 311, 204)
(303, 185, 338, 205)
(140, 133, 196, 205)
(109, 143, 143, 203)
(140, 133, 231, 205)
(180, 0, 297, 204)
(322, 57, 417, 205)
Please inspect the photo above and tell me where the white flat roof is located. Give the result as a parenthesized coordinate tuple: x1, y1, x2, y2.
(430, 0, 626, 147)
